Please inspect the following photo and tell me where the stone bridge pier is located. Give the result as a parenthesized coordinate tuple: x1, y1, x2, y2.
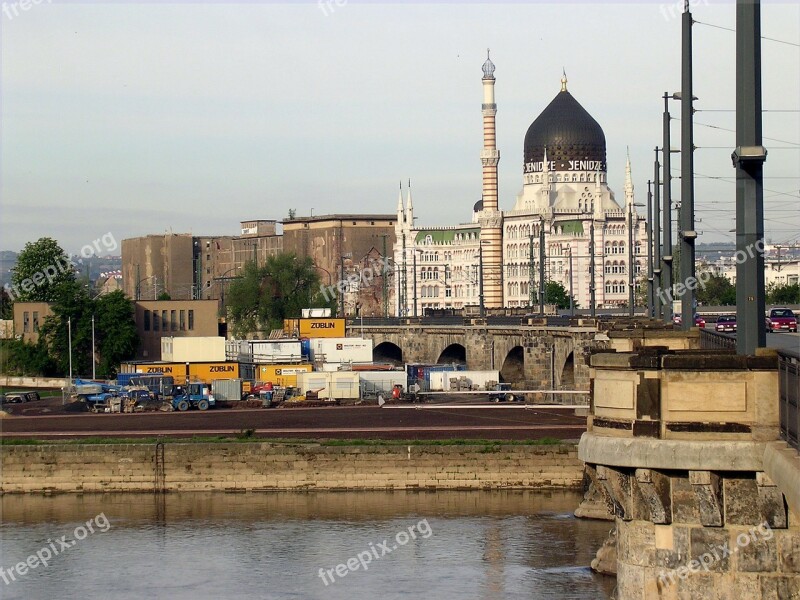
(578, 348, 800, 599)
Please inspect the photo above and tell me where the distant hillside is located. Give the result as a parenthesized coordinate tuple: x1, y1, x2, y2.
(0, 251, 121, 288)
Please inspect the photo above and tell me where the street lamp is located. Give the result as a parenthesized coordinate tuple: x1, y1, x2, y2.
(478, 240, 491, 318)
(67, 317, 73, 384)
(567, 244, 575, 317)
(629, 202, 646, 316)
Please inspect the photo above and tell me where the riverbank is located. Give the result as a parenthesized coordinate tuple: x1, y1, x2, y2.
(0, 441, 584, 493)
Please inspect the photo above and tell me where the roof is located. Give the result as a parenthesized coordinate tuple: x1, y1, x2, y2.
(283, 214, 397, 225)
(415, 228, 481, 244)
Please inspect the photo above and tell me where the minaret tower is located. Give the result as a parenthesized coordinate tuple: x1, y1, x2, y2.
(478, 49, 504, 310)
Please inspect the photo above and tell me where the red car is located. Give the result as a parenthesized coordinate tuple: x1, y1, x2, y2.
(766, 308, 798, 333)
(673, 314, 706, 328)
(715, 316, 737, 333)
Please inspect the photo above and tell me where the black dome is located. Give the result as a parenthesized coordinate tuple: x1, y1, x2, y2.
(473, 199, 483, 212)
(523, 90, 606, 172)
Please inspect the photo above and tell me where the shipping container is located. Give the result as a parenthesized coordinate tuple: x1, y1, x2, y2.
(256, 364, 313, 388)
(212, 379, 243, 402)
(428, 370, 500, 392)
(328, 372, 360, 400)
(188, 362, 240, 383)
(406, 363, 467, 392)
(302, 308, 332, 318)
(310, 337, 373, 365)
(236, 340, 302, 364)
(161, 336, 225, 362)
(299, 318, 345, 338)
(296, 371, 330, 399)
(127, 362, 188, 379)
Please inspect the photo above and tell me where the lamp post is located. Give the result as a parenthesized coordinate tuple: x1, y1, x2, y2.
(589, 220, 596, 318)
(653, 147, 663, 319)
(67, 317, 73, 384)
(662, 92, 674, 325)
(539, 222, 547, 315)
(646, 180, 655, 317)
(413, 250, 419, 318)
(91, 314, 96, 380)
(478, 241, 491, 318)
(567, 244, 574, 317)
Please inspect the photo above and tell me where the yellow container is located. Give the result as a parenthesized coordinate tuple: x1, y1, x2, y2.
(188, 362, 240, 383)
(257, 364, 313, 387)
(298, 318, 345, 338)
(134, 363, 187, 378)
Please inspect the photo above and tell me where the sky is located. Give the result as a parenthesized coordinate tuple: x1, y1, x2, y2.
(1, 0, 798, 255)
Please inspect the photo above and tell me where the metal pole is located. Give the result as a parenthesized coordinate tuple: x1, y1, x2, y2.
(662, 94, 673, 324)
(646, 180, 654, 317)
(135, 264, 140, 301)
(479, 245, 485, 318)
(413, 251, 418, 318)
(653, 148, 663, 319)
(91, 315, 96, 380)
(680, 2, 697, 331)
(628, 202, 635, 316)
(734, 0, 766, 355)
(589, 221, 596, 318)
(401, 233, 407, 317)
(569, 245, 574, 317)
(381, 234, 388, 318)
(68, 317, 73, 383)
(339, 254, 344, 317)
(538, 223, 546, 314)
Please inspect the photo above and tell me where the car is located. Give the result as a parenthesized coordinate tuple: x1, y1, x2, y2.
(715, 316, 737, 333)
(489, 383, 517, 403)
(766, 308, 798, 333)
(673, 314, 706, 328)
(1, 391, 40, 404)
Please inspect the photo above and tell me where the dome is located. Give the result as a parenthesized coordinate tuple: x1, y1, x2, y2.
(523, 83, 606, 173)
(473, 199, 483, 212)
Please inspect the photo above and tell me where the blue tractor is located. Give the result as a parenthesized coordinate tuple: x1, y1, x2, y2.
(170, 383, 215, 411)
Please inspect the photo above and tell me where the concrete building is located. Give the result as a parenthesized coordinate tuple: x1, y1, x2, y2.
(394, 56, 648, 316)
(135, 299, 219, 360)
(121, 222, 283, 304)
(282, 214, 397, 316)
(12, 302, 53, 344)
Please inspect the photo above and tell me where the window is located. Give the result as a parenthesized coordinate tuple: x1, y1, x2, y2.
(162, 311, 168, 331)
(153, 311, 159, 331)
(33, 311, 39, 333)
(144, 310, 151, 331)
(170, 310, 177, 331)
(180, 310, 186, 331)
(188, 310, 194, 330)
(23, 311, 29, 333)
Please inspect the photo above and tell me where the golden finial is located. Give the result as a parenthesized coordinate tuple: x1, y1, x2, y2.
(561, 68, 568, 92)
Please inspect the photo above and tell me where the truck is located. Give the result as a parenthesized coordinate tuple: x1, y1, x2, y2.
(171, 383, 215, 411)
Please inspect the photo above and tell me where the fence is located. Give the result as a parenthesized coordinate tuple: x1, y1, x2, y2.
(779, 349, 799, 451)
(699, 328, 737, 351)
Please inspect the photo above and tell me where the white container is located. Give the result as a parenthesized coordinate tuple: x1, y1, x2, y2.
(161, 337, 226, 363)
(328, 372, 360, 399)
(297, 371, 331, 399)
(302, 308, 332, 318)
(212, 379, 243, 402)
(310, 337, 373, 365)
(433, 370, 500, 391)
(236, 340, 302, 364)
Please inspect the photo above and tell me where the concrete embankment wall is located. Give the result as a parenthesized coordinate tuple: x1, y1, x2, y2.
(0, 443, 584, 493)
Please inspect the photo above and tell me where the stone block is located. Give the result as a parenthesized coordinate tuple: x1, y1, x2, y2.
(672, 476, 702, 524)
(724, 478, 762, 526)
(778, 532, 800, 573)
(690, 527, 730, 573)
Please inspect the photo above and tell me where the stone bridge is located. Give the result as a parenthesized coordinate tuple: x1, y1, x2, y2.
(346, 320, 698, 391)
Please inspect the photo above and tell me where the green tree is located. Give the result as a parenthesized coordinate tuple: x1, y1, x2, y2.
(227, 254, 334, 337)
(157, 292, 172, 301)
(696, 274, 736, 306)
(767, 282, 800, 305)
(0, 339, 56, 376)
(10, 238, 75, 302)
(0, 287, 12, 319)
(543, 280, 575, 310)
(38, 285, 138, 379)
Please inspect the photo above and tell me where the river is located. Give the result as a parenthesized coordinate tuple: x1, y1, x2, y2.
(0, 491, 615, 599)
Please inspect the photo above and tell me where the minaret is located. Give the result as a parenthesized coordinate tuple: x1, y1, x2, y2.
(396, 181, 405, 229)
(478, 50, 504, 311)
(624, 149, 635, 210)
(405, 179, 414, 226)
(540, 146, 552, 211)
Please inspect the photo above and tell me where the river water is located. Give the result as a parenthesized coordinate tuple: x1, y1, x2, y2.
(0, 491, 615, 599)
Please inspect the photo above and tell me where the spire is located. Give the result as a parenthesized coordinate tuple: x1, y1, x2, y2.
(405, 179, 414, 225)
(624, 148, 635, 207)
(561, 68, 568, 92)
(396, 181, 405, 222)
(482, 48, 496, 80)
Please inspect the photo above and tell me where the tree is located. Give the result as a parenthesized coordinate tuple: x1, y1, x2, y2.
(0, 287, 12, 319)
(767, 282, 800, 305)
(544, 280, 575, 310)
(696, 274, 736, 306)
(227, 254, 334, 337)
(287, 209, 297, 220)
(10, 238, 75, 302)
(157, 292, 171, 301)
(0, 339, 56, 376)
(38, 285, 138, 378)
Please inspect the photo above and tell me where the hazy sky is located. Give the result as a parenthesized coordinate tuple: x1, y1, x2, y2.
(1, 1, 798, 254)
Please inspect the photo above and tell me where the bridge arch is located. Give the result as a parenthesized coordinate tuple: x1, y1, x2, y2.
(560, 351, 575, 388)
(437, 343, 467, 365)
(500, 346, 525, 384)
(373, 341, 403, 365)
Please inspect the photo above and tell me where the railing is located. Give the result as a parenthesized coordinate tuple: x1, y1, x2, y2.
(699, 328, 737, 351)
(779, 349, 800, 450)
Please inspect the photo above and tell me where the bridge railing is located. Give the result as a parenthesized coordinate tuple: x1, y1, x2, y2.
(699, 328, 737, 351)
(779, 349, 800, 451)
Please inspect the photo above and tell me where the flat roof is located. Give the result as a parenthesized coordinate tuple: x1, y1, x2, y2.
(283, 214, 397, 224)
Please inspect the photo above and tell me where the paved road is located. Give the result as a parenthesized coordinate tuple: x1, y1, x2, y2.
(0, 405, 588, 440)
